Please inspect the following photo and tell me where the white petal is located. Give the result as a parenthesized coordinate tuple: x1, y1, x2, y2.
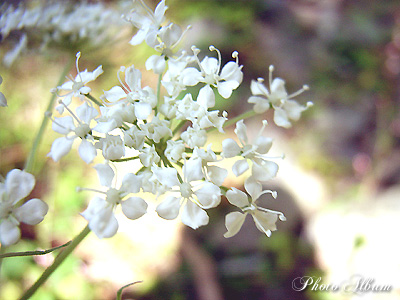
(14, 198, 48, 225)
(270, 78, 288, 99)
(47, 137, 74, 162)
(103, 86, 126, 103)
(184, 157, 203, 183)
(181, 68, 203, 86)
(76, 102, 98, 124)
(250, 79, 269, 96)
(81, 197, 106, 221)
(224, 211, 246, 238)
(252, 210, 278, 236)
(156, 196, 181, 220)
(0, 219, 20, 246)
(248, 96, 269, 113)
(153, 167, 180, 188)
(273, 107, 291, 128)
(222, 138, 241, 158)
(207, 166, 227, 186)
(217, 80, 238, 99)
(282, 99, 306, 121)
(197, 85, 215, 109)
(181, 201, 208, 229)
(89, 207, 119, 239)
(120, 173, 142, 193)
(244, 177, 262, 201)
(226, 187, 249, 208)
(129, 29, 147, 46)
(234, 120, 248, 145)
(5, 169, 35, 204)
(93, 119, 118, 133)
(154, 0, 167, 23)
(52, 116, 75, 135)
(125, 65, 142, 90)
(252, 160, 278, 181)
(94, 163, 114, 187)
(145, 55, 166, 74)
(121, 197, 148, 220)
(195, 182, 221, 209)
(78, 139, 97, 164)
(232, 159, 249, 177)
(134, 102, 152, 120)
(254, 136, 273, 154)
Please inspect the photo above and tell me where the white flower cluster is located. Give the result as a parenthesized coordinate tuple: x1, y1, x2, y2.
(45, 0, 312, 239)
(0, 0, 312, 245)
(0, 1, 126, 67)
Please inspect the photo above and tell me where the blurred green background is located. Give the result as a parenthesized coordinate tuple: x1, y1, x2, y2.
(1, 0, 400, 299)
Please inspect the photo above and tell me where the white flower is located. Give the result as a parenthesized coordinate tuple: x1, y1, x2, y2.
(124, 126, 146, 150)
(222, 120, 279, 181)
(153, 157, 221, 229)
(164, 140, 185, 163)
(140, 115, 172, 143)
(248, 65, 312, 128)
(182, 46, 243, 102)
(125, 0, 168, 47)
(139, 145, 160, 167)
(94, 103, 136, 134)
(102, 65, 155, 120)
(81, 164, 147, 238)
(48, 102, 98, 163)
(0, 169, 48, 246)
(162, 56, 191, 98)
(175, 92, 227, 132)
(181, 125, 207, 149)
(224, 177, 285, 238)
(55, 52, 103, 107)
(97, 134, 125, 161)
(193, 146, 228, 186)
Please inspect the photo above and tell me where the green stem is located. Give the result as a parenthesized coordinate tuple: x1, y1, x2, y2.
(223, 110, 256, 129)
(111, 156, 139, 162)
(19, 225, 91, 300)
(85, 93, 103, 107)
(24, 57, 74, 174)
(0, 241, 71, 259)
(155, 73, 162, 116)
(172, 120, 187, 136)
(0, 246, 6, 283)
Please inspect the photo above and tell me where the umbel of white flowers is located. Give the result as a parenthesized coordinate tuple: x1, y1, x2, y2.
(0, 0, 312, 245)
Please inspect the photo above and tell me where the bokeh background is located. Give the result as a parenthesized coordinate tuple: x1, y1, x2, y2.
(1, 0, 400, 299)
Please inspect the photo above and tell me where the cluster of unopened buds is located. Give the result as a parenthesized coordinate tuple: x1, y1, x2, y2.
(0, 0, 312, 246)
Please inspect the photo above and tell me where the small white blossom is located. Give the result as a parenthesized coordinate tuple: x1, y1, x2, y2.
(124, 126, 146, 150)
(97, 134, 125, 161)
(224, 177, 285, 238)
(164, 140, 185, 163)
(55, 52, 103, 108)
(153, 157, 221, 229)
(181, 125, 207, 149)
(48, 102, 98, 163)
(182, 46, 243, 102)
(222, 120, 279, 181)
(0, 169, 48, 246)
(81, 164, 147, 238)
(139, 145, 160, 167)
(248, 65, 312, 128)
(140, 115, 172, 143)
